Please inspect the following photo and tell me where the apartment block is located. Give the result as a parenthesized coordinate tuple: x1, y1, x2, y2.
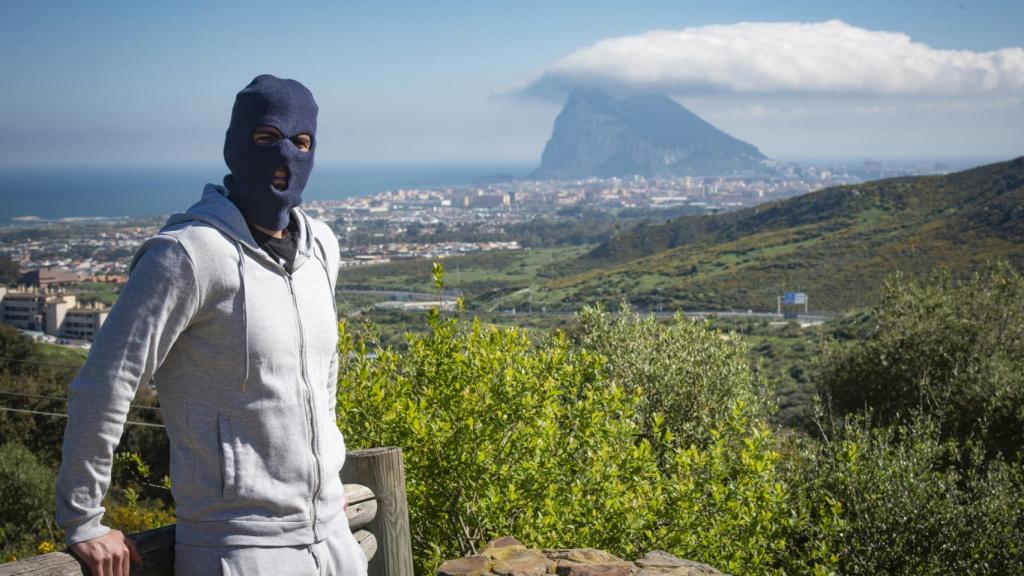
(0, 287, 110, 341)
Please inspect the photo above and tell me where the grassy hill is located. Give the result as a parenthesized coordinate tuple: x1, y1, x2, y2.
(519, 157, 1024, 313)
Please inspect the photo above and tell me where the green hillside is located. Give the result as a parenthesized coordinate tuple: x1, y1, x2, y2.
(525, 157, 1024, 312)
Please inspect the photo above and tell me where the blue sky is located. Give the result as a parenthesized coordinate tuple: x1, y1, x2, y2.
(1, 0, 1021, 168)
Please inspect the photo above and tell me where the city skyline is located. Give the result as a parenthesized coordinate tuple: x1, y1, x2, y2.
(1, 0, 1021, 168)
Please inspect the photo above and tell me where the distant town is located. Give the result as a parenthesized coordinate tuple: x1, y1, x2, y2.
(310, 159, 946, 265)
(0, 159, 953, 345)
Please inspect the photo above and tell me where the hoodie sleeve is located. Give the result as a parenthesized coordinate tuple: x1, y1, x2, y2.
(55, 235, 200, 547)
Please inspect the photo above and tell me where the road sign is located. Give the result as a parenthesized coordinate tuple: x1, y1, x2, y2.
(783, 292, 807, 305)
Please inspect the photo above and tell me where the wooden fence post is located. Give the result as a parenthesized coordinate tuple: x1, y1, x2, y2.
(341, 447, 413, 576)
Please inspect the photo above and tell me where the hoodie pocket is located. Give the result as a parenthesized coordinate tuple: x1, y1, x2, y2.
(320, 419, 347, 479)
(217, 414, 238, 501)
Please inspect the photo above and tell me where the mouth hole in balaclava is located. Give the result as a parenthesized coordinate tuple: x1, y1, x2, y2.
(272, 166, 290, 191)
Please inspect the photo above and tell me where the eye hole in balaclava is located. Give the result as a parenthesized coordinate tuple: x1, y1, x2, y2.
(252, 127, 313, 153)
(223, 74, 318, 231)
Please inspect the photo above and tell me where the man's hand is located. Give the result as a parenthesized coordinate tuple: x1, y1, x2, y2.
(69, 529, 142, 576)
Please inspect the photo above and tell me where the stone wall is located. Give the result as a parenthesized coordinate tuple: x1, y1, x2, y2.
(437, 537, 726, 576)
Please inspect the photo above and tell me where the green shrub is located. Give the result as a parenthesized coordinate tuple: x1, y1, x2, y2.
(0, 326, 82, 469)
(655, 405, 840, 576)
(575, 303, 764, 446)
(335, 266, 835, 574)
(0, 442, 58, 560)
(791, 419, 1024, 575)
(337, 311, 662, 570)
(820, 261, 1024, 457)
(106, 452, 175, 534)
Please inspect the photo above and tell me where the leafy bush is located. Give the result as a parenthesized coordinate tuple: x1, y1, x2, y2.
(819, 261, 1024, 457)
(104, 491, 176, 535)
(655, 405, 840, 576)
(336, 265, 835, 574)
(337, 310, 661, 570)
(0, 442, 58, 560)
(790, 419, 1024, 575)
(575, 303, 764, 445)
(106, 452, 175, 534)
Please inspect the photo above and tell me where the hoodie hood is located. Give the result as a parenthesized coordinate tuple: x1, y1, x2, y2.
(167, 183, 314, 271)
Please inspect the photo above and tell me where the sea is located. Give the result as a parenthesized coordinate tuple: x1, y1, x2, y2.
(0, 162, 534, 225)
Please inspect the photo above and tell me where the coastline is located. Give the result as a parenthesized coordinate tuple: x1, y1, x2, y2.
(0, 162, 535, 223)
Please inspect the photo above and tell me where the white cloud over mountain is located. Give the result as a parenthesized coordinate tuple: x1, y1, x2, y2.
(515, 20, 1024, 98)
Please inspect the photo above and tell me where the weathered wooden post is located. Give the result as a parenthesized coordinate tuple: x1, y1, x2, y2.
(341, 447, 413, 576)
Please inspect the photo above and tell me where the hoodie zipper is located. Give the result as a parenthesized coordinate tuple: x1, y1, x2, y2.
(286, 272, 322, 540)
(190, 196, 324, 537)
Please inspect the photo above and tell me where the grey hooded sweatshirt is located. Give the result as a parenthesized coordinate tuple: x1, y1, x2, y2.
(55, 184, 347, 548)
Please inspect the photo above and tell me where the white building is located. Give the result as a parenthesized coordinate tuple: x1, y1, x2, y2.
(0, 288, 110, 341)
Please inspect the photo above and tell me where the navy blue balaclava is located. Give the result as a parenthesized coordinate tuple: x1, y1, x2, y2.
(223, 74, 318, 231)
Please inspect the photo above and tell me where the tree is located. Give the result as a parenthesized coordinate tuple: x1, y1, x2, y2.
(0, 255, 19, 286)
(0, 325, 36, 377)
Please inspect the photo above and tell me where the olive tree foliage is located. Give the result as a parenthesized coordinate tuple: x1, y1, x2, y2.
(334, 265, 836, 575)
(574, 303, 765, 446)
(819, 261, 1024, 457)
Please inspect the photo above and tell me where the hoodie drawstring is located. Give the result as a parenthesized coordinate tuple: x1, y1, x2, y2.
(235, 241, 251, 391)
(313, 237, 338, 319)
(233, 218, 330, 393)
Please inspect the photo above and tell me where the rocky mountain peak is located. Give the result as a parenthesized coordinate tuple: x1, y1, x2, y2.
(531, 88, 768, 180)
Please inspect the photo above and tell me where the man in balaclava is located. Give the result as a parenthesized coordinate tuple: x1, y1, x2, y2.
(56, 75, 367, 576)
